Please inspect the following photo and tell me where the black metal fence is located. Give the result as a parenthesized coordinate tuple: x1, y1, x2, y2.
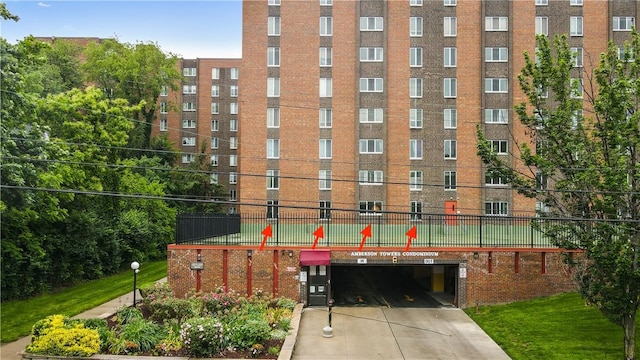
(176, 213, 241, 243)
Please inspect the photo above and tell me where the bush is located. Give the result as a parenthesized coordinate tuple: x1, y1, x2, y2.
(227, 316, 272, 349)
(117, 318, 165, 353)
(140, 282, 173, 303)
(180, 317, 227, 357)
(145, 297, 198, 325)
(26, 315, 100, 357)
(113, 306, 143, 325)
(192, 287, 239, 316)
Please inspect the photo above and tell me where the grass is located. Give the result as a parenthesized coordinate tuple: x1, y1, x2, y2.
(1, 260, 167, 344)
(465, 292, 638, 360)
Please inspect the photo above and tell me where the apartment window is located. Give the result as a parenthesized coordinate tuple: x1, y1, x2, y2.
(444, 47, 457, 67)
(444, 171, 457, 190)
(182, 137, 195, 146)
(183, 68, 196, 76)
(485, 172, 508, 186)
(320, 108, 333, 128)
(618, 47, 635, 62)
(210, 173, 218, 184)
(160, 102, 167, 114)
(359, 201, 383, 215)
(320, 17, 333, 36)
(444, 140, 457, 159)
(320, 0, 332, 5)
(319, 201, 331, 220)
(319, 170, 332, 190)
(490, 140, 508, 154)
(410, 139, 423, 159)
(360, 78, 383, 92)
(319, 139, 332, 159)
(570, 0, 582, 5)
(536, 17, 548, 36)
(210, 154, 218, 166)
(268, 0, 280, 5)
(182, 119, 196, 128)
(230, 85, 238, 97)
(486, 17, 508, 31)
(230, 68, 239, 79)
(211, 137, 219, 149)
(229, 172, 237, 184)
(444, 78, 457, 98)
(229, 103, 238, 115)
(571, 78, 583, 99)
(410, 17, 423, 37)
(212, 68, 220, 79)
(267, 108, 280, 128)
(230, 119, 238, 132)
(183, 102, 196, 112)
(320, 78, 332, 97)
(230, 136, 238, 149)
(268, 16, 281, 36)
(320, 47, 332, 67)
(160, 86, 168, 96)
(444, 109, 457, 129)
(410, 171, 423, 191)
(571, 47, 583, 67)
(211, 120, 219, 131)
(359, 170, 383, 185)
(267, 47, 280, 67)
(410, 109, 423, 129)
(183, 85, 196, 94)
(360, 17, 383, 31)
(359, 108, 383, 123)
(485, 201, 508, 216)
(267, 78, 280, 97)
(613, 17, 635, 31)
(444, 0, 456, 5)
(410, 201, 423, 220)
(267, 201, 279, 219)
(360, 47, 384, 62)
(267, 139, 280, 158)
(160, 118, 167, 131)
(211, 85, 219, 97)
(410, 0, 423, 6)
(410, 78, 423, 98)
(570, 17, 583, 36)
(485, 47, 508, 62)
(485, 109, 508, 124)
(210, 102, 219, 114)
(359, 139, 383, 154)
(229, 155, 237, 167)
(485, 78, 508, 93)
(536, 0, 548, 5)
(444, 17, 457, 36)
(267, 170, 279, 190)
(410, 47, 423, 67)
(182, 154, 195, 163)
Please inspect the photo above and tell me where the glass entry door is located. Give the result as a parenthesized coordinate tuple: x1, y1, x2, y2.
(307, 265, 328, 306)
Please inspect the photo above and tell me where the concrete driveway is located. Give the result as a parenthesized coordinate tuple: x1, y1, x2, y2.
(292, 306, 510, 360)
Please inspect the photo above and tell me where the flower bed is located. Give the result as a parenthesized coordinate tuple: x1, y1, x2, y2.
(25, 283, 296, 359)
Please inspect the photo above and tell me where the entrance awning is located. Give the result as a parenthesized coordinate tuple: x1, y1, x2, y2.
(300, 250, 331, 266)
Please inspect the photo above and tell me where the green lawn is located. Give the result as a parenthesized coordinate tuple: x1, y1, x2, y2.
(466, 292, 637, 360)
(0, 260, 167, 344)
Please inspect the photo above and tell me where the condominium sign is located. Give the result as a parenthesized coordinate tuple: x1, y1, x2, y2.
(349, 251, 439, 257)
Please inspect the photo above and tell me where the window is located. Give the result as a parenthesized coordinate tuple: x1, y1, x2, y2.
(182, 154, 195, 163)
(444, 140, 457, 159)
(211, 85, 219, 97)
(359, 108, 383, 123)
(571, 78, 583, 99)
(320, 17, 333, 36)
(485, 47, 508, 62)
(210, 173, 218, 184)
(268, 0, 280, 5)
(230, 119, 238, 132)
(485, 171, 508, 186)
(535, 16, 548, 35)
(230, 136, 238, 149)
(360, 78, 383, 92)
(359, 201, 383, 215)
(320, 108, 333, 128)
(267, 139, 280, 158)
(486, 17, 508, 31)
(410, 47, 423, 67)
(267, 78, 280, 97)
(210, 102, 219, 114)
(613, 17, 635, 31)
(444, 171, 457, 190)
(210, 155, 218, 166)
(212, 68, 220, 79)
(410, 0, 423, 6)
(410, 171, 423, 191)
(267, 170, 279, 190)
(444, 0, 456, 5)
(410, 17, 423, 37)
(444, 78, 457, 98)
(211, 120, 219, 131)
(490, 140, 508, 154)
(320, 47, 332, 67)
(319, 139, 332, 159)
(359, 139, 383, 154)
(230, 85, 238, 97)
(267, 47, 280, 67)
(359, 170, 383, 185)
(229, 172, 237, 184)
(183, 68, 196, 76)
(160, 118, 167, 131)
(267, 108, 280, 128)
(570, 0, 582, 5)
(571, 47, 583, 67)
(410, 109, 423, 129)
(360, 47, 384, 62)
(229, 155, 237, 167)
(409, 139, 423, 160)
(183, 85, 196, 94)
(182, 137, 195, 146)
(319, 201, 331, 219)
(320, 78, 332, 97)
(319, 170, 332, 190)
(182, 102, 195, 112)
(570, 16, 583, 36)
(444, 47, 457, 67)
(230, 68, 239, 79)
(536, 0, 548, 5)
(485, 78, 508, 93)
(320, 0, 332, 5)
(410, 201, 423, 220)
(360, 17, 383, 31)
(444, 109, 457, 129)
(211, 137, 219, 149)
(444, 17, 457, 36)
(485, 109, 508, 124)
(410, 78, 423, 98)
(160, 102, 167, 114)
(485, 201, 508, 216)
(230, 103, 238, 115)
(267, 200, 279, 219)
(618, 47, 635, 62)
(268, 16, 281, 35)
(182, 119, 196, 128)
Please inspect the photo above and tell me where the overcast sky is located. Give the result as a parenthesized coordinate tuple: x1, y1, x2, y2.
(1, 0, 243, 59)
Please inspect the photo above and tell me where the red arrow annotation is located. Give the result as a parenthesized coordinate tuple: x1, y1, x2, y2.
(404, 226, 417, 252)
(259, 224, 272, 251)
(359, 224, 372, 251)
(312, 226, 324, 250)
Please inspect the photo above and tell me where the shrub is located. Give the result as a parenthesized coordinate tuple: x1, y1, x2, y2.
(192, 287, 239, 316)
(113, 306, 144, 325)
(266, 307, 292, 331)
(180, 317, 227, 357)
(80, 318, 111, 352)
(275, 297, 297, 311)
(140, 282, 173, 304)
(117, 318, 165, 353)
(26, 316, 100, 357)
(270, 328, 289, 340)
(268, 346, 281, 356)
(227, 316, 272, 349)
(145, 297, 198, 325)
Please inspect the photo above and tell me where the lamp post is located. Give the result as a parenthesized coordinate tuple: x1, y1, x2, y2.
(131, 261, 140, 306)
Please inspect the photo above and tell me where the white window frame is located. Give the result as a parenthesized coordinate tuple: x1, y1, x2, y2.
(570, 0, 582, 5)
(210, 154, 218, 166)
(230, 68, 239, 79)
(410, 201, 423, 220)
(229, 155, 237, 167)
(444, 17, 457, 37)
(230, 85, 238, 97)
(211, 85, 219, 97)
(410, 170, 423, 191)
(268, 0, 280, 5)
(360, 78, 384, 92)
(160, 118, 167, 131)
(160, 102, 167, 114)
(535, 0, 548, 5)
(182, 137, 196, 146)
(267, 139, 280, 159)
(360, 17, 383, 31)
(410, 109, 423, 129)
(320, 108, 333, 128)
(268, 16, 281, 36)
(571, 78, 583, 99)
(210, 102, 219, 114)
(182, 154, 195, 164)
(571, 47, 583, 67)
(359, 108, 383, 123)
(444, 78, 457, 98)
(360, 47, 384, 62)
(359, 139, 384, 154)
(319, 139, 332, 159)
(230, 103, 238, 115)
(444, 0, 456, 5)
(359, 201, 383, 215)
(410, 139, 423, 160)
(320, 47, 332, 67)
(485, 17, 508, 31)
(212, 68, 220, 79)
(211, 137, 219, 149)
(410, 47, 423, 67)
(490, 140, 508, 154)
(267, 77, 280, 97)
(267, 108, 280, 128)
(182, 119, 196, 129)
(183, 68, 196, 76)
(485, 109, 509, 124)
(267, 170, 279, 190)
(211, 120, 219, 131)
(485, 78, 508, 93)
(230, 119, 238, 132)
(613, 17, 635, 31)
(320, 17, 333, 36)
(410, 17, 423, 37)
(444, 109, 457, 129)
(319, 170, 332, 190)
(229, 136, 238, 150)
(359, 170, 384, 185)
(160, 85, 168, 96)
(444, 171, 457, 190)
(485, 172, 508, 186)
(320, 78, 332, 97)
(183, 85, 196, 94)
(570, 16, 583, 36)
(485, 201, 508, 216)
(444, 47, 457, 67)
(267, 47, 280, 67)
(444, 140, 457, 159)
(410, 0, 423, 6)
(320, 0, 332, 5)
(485, 47, 508, 62)
(183, 102, 197, 112)
(535, 16, 548, 36)
(229, 172, 237, 185)
(410, 78, 423, 98)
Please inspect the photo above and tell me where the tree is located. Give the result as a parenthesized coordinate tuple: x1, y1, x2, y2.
(477, 32, 640, 360)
